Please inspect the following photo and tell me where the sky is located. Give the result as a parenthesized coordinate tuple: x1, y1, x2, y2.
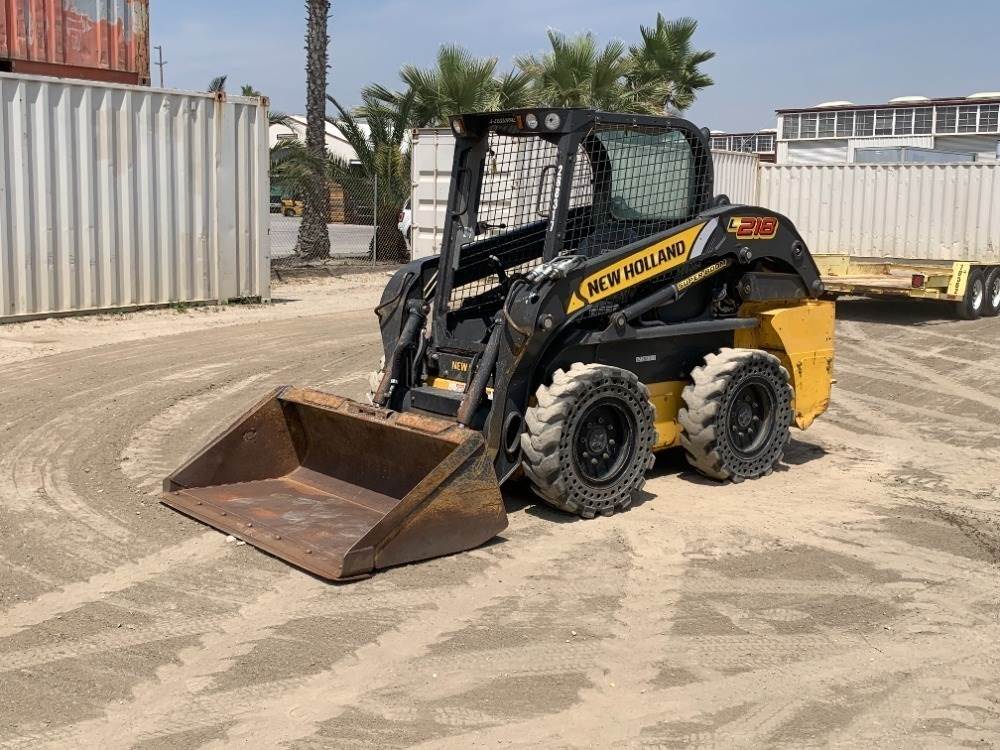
(150, 0, 1000, 132)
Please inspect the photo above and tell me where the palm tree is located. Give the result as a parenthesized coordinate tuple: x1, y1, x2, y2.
(391, 44, 533, 127)
(516, 31, 662, 113)
(207, 75, 227, 93)
(326, 88, 415, 260)
(296, 0, 332, 260)
(629, 15, 715, 114)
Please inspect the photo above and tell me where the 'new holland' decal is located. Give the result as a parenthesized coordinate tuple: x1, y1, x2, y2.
(566, 222, 707, 313)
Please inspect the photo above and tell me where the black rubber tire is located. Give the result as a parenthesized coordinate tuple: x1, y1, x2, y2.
(365, 355, 386, 404)
(679, 348, 793, 482)
(983, 268, 1000, 318)
(521, 363, 656, 519)
(956, 268, 987, 320)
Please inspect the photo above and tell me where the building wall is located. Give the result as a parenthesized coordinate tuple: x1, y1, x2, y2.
(268, 117, 363, 163)
(847, 135, 935, 161)
(935, 135, 1000, 161)
(781, 140, 849, 164)
(778, 134, 1000, 164)
(0, 72, 270, 321)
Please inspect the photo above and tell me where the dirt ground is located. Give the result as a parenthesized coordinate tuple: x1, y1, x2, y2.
(0, 276, 998, 749)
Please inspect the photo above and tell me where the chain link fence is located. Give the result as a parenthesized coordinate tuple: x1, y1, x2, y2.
(269, 172, 411, 266)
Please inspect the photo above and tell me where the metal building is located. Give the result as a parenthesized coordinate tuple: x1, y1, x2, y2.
(709, 130, 777, 162)
(776, 93, 1000, 165)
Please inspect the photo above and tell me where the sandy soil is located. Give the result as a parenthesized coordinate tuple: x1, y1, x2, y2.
(0, 285, 998, 749)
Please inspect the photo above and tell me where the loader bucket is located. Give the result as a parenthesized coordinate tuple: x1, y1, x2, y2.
(161, 387, 507, 581)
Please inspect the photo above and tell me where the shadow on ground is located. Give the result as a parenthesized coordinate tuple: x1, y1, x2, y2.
(832, 297, 960, 326)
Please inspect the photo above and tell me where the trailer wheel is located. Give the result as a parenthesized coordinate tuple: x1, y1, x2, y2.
(521, 363, 655, 519)
(984, 268, 1000, 318)
(679, 349, 793, 482)
(956, 269, 987, 320)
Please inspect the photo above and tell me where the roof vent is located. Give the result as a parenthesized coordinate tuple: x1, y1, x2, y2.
(888, 95, 930, 103)
(967, 92, 1000, 100)
(815, 100, 854, 108)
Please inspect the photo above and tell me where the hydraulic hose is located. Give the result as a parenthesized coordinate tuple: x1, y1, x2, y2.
(374, 301, 427, 407)
(457, 313, 504, 427)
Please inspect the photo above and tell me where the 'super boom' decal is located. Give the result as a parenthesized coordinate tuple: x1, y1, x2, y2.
(727, 216, 778, 240)
(567, 223, 707, 313)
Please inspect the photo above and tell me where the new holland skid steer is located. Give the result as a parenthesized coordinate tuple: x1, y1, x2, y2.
(162, 109, 835, 581)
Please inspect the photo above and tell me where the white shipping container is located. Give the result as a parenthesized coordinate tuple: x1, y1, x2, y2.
(0, 72, 270, 322)
(758, 163, 1000, 262)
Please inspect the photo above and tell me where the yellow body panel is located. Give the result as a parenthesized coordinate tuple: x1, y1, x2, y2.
(735, 300, 835, 429)
(429, 376, 493, 398)
(647, 381, 686, 451)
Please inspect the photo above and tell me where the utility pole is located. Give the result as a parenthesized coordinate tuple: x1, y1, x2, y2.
(153, 46, 167, 88)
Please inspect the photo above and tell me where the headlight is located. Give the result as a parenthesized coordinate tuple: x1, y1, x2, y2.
(451, 118, 465, 136)
(524, 113, 539, 130)
(544, 113, 561, 130)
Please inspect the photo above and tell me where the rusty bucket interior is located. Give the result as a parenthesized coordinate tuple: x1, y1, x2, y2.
(161, 387, 507, 581)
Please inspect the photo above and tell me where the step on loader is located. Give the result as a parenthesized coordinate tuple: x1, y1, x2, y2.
(162, 109, 835, 581)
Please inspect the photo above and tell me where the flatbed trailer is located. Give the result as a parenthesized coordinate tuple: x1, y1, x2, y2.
(815, 254, 1000, 319)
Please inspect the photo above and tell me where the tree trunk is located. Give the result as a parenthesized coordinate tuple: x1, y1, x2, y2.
(296, 0, 332, 260)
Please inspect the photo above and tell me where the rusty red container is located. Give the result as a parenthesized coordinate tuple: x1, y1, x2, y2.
(0, 0, 149, 85)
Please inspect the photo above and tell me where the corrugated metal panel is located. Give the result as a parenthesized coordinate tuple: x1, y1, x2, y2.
(759, 163, 1000, 262)
(711, 150, 758, 205)
(0, 72, 269, 321)
(0, 0, 149, 85)
(411, 128, 455, 260)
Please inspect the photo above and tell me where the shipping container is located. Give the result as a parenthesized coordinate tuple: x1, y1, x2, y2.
(0, 0, 149, 85)
(758, 163, 1000, 263)
(0, 72, 270, 322)
(758, 162, 1000, 313)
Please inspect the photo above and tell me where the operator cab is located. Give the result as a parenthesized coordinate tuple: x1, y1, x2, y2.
(433, 109, 715, 350)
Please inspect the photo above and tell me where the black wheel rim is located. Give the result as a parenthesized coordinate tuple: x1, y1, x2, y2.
(726, 378, 776, 458)
(572, 398, 636, 487)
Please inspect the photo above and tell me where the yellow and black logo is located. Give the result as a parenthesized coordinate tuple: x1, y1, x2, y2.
(567, 223, 706, 312)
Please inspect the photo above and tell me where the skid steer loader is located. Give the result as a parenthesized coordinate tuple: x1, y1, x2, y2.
(163, 109, 834, 581)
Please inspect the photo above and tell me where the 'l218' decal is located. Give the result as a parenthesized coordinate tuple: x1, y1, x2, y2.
(727, 216, 778, 240)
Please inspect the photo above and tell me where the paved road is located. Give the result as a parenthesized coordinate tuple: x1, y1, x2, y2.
(1, 298, 999, 748)
(270, 215, 374, 259)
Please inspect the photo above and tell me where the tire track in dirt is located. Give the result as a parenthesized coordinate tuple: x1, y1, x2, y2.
(186, 522, 574, 750)
(0, 318, 376, 588)
(6, 518, 568, 749)
(0, 584, 441, 674)
(418, 612, 1000, 749)
(837, 324, 1000, 413)
(0, 532, 227, 639)
(0, 317, 378, 636)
